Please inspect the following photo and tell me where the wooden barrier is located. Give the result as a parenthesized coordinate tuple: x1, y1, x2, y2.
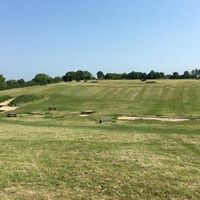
(48, 107, 57, 111)
(81, 111, 95, 115)
(6, 113, 17, 117)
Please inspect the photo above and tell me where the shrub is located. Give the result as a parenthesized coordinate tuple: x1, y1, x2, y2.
(8, 95, 41, 106)
(0, 95, 13, 103)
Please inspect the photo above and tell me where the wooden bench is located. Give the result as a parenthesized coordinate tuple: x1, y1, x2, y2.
(48, 107, 57, 111)
(6, 113, 17, 117)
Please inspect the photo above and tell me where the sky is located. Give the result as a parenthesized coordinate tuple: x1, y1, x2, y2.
(0, 0, 200, 80)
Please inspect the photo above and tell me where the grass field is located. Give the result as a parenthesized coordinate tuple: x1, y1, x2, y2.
(0, 80, 200, 199)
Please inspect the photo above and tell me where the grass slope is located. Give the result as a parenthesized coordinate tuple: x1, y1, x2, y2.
(0, 80, 200, 199)
(1, 79, 200, 116)
(0, 95, 13, 103)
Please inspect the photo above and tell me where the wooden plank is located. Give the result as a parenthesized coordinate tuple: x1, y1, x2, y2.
(48, 107, 57, 111)
(6, 113, 17, 117)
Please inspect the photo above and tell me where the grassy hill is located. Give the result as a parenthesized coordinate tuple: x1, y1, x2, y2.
(0, 80, 200, 199)
(1, 79, 200, 117)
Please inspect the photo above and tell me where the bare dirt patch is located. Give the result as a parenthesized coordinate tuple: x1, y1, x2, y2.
(118, 116, 196, 122)
(79, 114, 89, 117)
(0, 98, 18, 113)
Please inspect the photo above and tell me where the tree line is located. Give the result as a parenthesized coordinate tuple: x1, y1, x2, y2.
(97, 69, 200, 80)
(0, 73, 63, 90)
(0, 69, 200, 90)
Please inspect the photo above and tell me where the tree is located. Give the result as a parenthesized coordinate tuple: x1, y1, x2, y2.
(191, 69, 200, 78)
(63, 71, 76, 82)
(127, 71, 143, 79)
(76, 70, 92, 80)
(17, 79, 25, 85)
(104, 73, 122, 79)
(0, 74, 6, 90)
(182, 71, 191, 79)
(171, 72, 179, 79)
(52, 76, 62, 83)
(24, 80, 37, 87)
(6, 79, 18, 89)
(159, 72, 165, 79)
(97, 71, 104, 79)
(32, 73, 51, 85)
(63, 70, 92, 82)
(141, 73, 147, 79)
(121, 73, 128, 79)
(147, 70, 156, 79)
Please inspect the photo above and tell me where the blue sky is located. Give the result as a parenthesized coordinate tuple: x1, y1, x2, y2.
(0, 0, 200, 80)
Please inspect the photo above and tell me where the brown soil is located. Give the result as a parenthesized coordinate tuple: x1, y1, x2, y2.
(0, 98, 18, 113)
(118, 116, 192, 122)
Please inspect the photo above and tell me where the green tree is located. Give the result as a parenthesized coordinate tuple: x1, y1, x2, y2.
(104, 73, 122, 79)
(76, 70, 92, 80)
(17, 79, 25, 85)
(191, 69, 200, 78)
(63, 71, 76, 82)
(122, 73, 128, 79)
(52, 76, 62, 83)
(182, 71, 191, 79)
(147, 70, 156, 79)
(171, 72, 179, 79)
(97, 71, 104, 79)
(127, 71, 143, 79)
(6, 80, 18, 89)
(32, 73, 51, 85)
(63, 70, 92, 82)
(0, 74, 6, 90)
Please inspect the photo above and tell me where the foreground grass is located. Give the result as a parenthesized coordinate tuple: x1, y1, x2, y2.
(0, 117, 200, 199)
(0, 80, 200, 199)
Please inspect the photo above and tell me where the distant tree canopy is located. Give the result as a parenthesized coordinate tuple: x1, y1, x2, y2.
(0, 74, 6, 90)
(32, 73, 51, 85)
(103, 70, 164, 80)
(97, 71, 104, 79)
(191, 69, 200, 78)
(146, 70, 165, 79)
(171, 72, 180, 79)
(63, 70, 92, 82)
(127, 71, 146, 79)
(52, 76, 63, 83)
(1, 67, 200, 91)
(104, 73, 122, 80)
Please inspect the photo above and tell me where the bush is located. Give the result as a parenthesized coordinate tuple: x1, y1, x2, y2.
(8, 95, 41, 106)
(0, 95, 13, 103)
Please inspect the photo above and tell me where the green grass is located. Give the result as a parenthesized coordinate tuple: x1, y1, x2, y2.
(0, 80, 200, 199)
(8, 94, 42, 106)
(1, 79, 200, 116)
(0, 120, 200, 199)
(0, 95, 13, 103)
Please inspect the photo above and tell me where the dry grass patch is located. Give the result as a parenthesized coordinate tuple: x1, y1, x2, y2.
(0, 120, 200, 199)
